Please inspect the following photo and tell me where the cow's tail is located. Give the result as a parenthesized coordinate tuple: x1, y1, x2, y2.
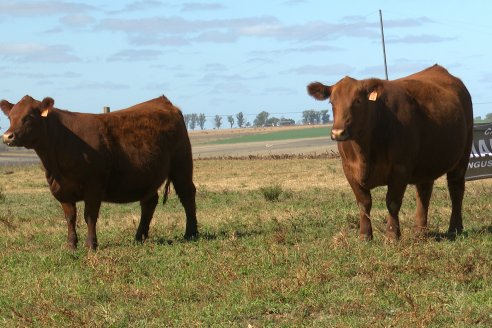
(163, 179, 172, 205)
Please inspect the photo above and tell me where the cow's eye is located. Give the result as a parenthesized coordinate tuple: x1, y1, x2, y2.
(23, 113, 35, 123)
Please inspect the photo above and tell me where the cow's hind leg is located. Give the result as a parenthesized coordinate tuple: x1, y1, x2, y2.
(414, 181, 434, 234)
(135, 193, 159, 242)
(83, 196, 101, 251)
(62, 202, 78, 249)
(171, 172, 198, 240)
(447, 169, 465, 236)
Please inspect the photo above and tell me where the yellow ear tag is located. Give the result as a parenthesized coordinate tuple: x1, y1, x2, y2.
(41, 109, 49, 117)
(368, 91, 378, 101)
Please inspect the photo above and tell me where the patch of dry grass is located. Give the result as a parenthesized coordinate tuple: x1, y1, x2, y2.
(194, 158, 346, 192)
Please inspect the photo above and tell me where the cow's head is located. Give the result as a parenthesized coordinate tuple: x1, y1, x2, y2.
(307, 77, 382, 141)
(1, 95, 53, 148)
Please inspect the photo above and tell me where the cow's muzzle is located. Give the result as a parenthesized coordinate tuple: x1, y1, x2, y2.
(2, 132, 15, 146)
(331, 128, 350, 141)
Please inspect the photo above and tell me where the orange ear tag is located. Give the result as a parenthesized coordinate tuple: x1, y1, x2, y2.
(41, 109, 49, 117)
(368, 91, 378, 101)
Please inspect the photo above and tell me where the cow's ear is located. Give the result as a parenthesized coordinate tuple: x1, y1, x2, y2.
(40, 97, 54, 117)
(365, 80, 384, 103)
(307, 82, 332, 101)
(0, 100, 14, 117)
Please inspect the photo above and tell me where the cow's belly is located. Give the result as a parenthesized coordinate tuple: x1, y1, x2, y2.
(104, 170, 168, 203)
(47, 173, 167, 204)
(341, 156, 392, 189)
(48, 177, 84, 203)
(103, 185, 161, 203)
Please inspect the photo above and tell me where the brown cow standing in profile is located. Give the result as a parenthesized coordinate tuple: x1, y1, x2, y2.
(307, 65, 473, 240)
(1, 95, 197, 250)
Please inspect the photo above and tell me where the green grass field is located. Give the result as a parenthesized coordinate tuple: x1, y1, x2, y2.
(207, 126, 331, 144)
(0, 160, 491, 327)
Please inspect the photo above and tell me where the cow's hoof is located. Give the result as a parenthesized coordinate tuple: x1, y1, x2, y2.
(134, 234, 148, 244)
(85, 241, 98, 251)
(359, 234, 373, 241)
(184, 232, 198, 241)
(447, 227, 463, 240)
(66, 242, 77, 250)
(447, 227, 463, 236)
(385, 230, 401, 241)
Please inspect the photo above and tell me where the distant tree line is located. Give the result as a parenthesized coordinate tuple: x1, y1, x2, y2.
(475, 113, 492, 123)
(183, 113, 207, 130)
(252, 110, 329, 127)
(252, 111, 294, 127)
(183, 109, 331, 130)
(183, 112, 250, 130)
(302, 110, 330, 125)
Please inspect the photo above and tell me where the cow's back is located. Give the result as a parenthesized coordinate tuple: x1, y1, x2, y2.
(101, 96, 191, 202)
(394, 65, 473, 182)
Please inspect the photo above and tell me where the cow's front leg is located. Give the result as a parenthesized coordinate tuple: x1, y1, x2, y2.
(347, 179, 373, 240)
(385, 181, 407, 240)
(84, 197, 101, 251)
(61, 202, 78, 249)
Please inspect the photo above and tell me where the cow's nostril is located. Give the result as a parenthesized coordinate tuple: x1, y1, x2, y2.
(2, 133, 14, 144)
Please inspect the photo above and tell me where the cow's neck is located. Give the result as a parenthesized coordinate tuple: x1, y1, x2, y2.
(34, 111, 64, 181)
(352, 128, 378, 158)
(344, 122, 390, 174)
(352, 107, 390, 160)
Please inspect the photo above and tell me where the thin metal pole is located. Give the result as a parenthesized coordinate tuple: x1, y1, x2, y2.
(379, 9, 389, 80)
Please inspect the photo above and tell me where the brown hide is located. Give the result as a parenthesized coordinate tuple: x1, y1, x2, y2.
(307, 65, 473, 240)
(1, 95, 197, 249)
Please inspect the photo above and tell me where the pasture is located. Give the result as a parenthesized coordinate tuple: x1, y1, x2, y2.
(206, 126, 331, 145)
(0, 158, 491, 327)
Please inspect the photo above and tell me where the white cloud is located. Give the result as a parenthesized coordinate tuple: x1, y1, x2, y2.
(0, 1, 96, 16)
(94, 14, 439, 47)
(480, 73, 492, 85)
(261, 87, 295, 96)
(180, 2, 226, 12)
(59, 14, 95, 28)
(69, 81, 130, 90)
(204, 63, 228, 72)
(209, 81, 251, 95)
(250, 44, 343, 57)
(197, 72, 266, 85)
(146, 81, 170, 90)
(281, 64, 355, 76)
(129, 35, 192, 47)
(107, 49, 162, 62)
(194, 30, 238, 43)
(124, 0, 164, 11)
(97, 15, 278, 36)
(0, 43, 80, 62)
(387, 34, 456, 44)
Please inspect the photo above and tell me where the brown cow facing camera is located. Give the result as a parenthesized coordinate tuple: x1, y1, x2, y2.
(1, 95, 197, 250)
(307, 65, 473, 240)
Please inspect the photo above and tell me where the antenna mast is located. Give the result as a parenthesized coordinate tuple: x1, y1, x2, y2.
(379, 9, 389, 80)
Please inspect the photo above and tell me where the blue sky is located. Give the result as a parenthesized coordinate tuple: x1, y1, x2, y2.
(1, 0, 492, 130)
